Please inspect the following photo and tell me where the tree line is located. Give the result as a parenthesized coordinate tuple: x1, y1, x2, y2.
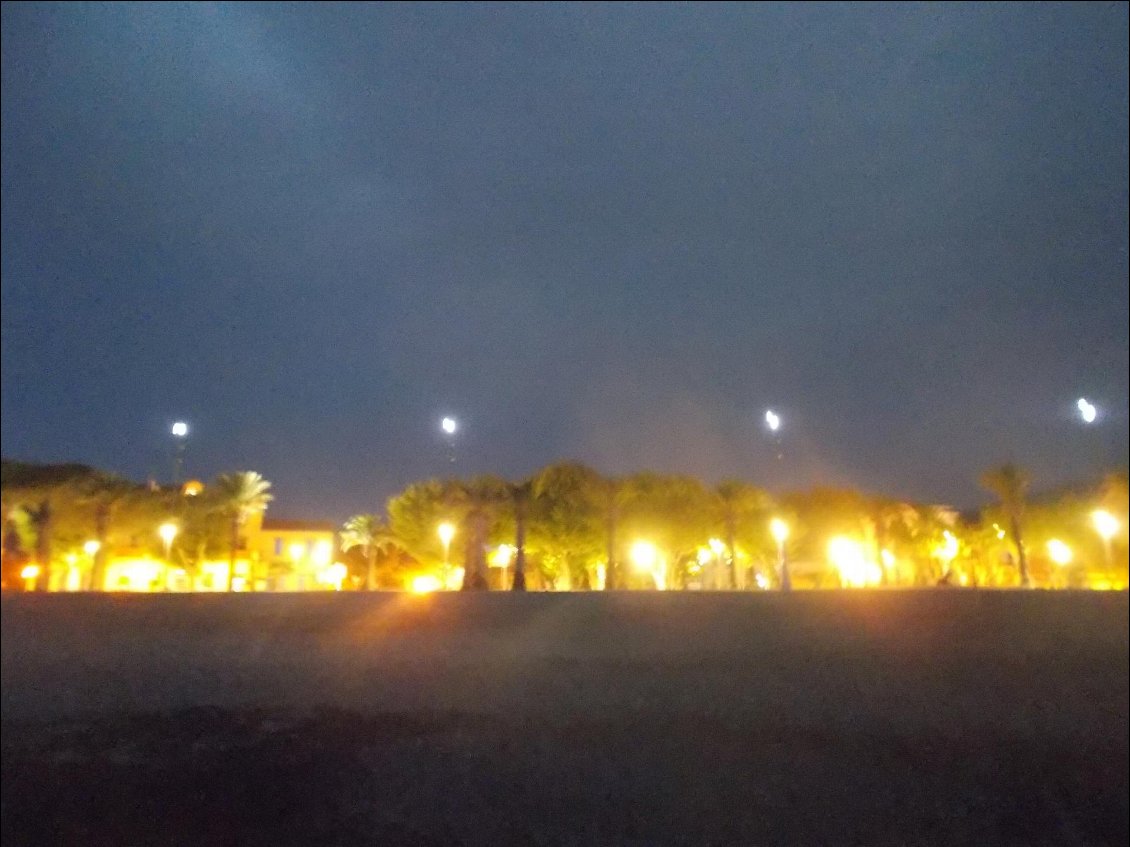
(343, 462, 1128, 591)
(3, 459, 1126, 592)
(1, 462, 271, 591)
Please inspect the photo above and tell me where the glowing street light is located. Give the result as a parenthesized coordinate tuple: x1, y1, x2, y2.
(765, 410, 781, 432)
(410, 574, 442, 594)
(490, 544, 514, 587)
(630, 540, 658, 571)
(769, 518, 790, 591)
(441, 416, 457, 435)
(1046, 539, 1073, 566)
(20, 564, 41, 591)
(1092, 510, 1120, 567)
(158, 522, 178, 560)
(630, 541, 666, 589)
(324, 562, 348, 591)
(171, 421, 189, 438)
(83, 540, 101, 557)
(438, 522, 455, 584)
(1076, 398, 1097, 424)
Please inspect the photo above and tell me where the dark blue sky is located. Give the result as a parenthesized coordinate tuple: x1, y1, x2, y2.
(3, 2, 1127, 520)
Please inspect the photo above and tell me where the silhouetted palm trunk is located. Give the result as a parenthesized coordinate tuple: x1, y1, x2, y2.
(34, 500, 52, 592)
(366, 546, 378, 590)
(512, 494, 527, 591)
(91, 501, 110, 591)
(461, 508, 490, 590)
(604, 507, 618, 590)
(1011, 515, 1031, 588)
(228, 515, 239, 591)
(725, 516, 739, 590)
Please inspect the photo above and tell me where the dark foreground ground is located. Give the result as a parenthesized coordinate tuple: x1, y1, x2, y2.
(2, 591, 1127, 846)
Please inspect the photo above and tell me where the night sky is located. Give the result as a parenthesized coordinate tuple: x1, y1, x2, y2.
(2, 3, 1127, 521)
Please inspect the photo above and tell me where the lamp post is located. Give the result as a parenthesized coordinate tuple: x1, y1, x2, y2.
(158, 522, 178, 560)
(1091, 510, 1119, 568)
(765, 409, 784, 463)
(158, 523, 178, 591)
(630, 540, 664, 590)
(438, 522, 455, 587)
(770, 518, 790, 591)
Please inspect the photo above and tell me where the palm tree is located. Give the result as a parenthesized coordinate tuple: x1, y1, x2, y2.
(529, 462, 605, 590)
(79, 473, 138, 591)
(601, 476, 634, 590)
(713, 481, 772, 589)
(341, 514, 397, 590)
(980, 463, 1031, 587)
(213, 471, 273, 591)
(26, 500, 52, 592)
(509, 481, 532, 591)
(441, 475, 509, 591)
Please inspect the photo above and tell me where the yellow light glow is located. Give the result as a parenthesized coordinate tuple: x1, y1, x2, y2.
(444, 566, 465, 590)
(320, 561, 347, 590)
(754, 572, 769, 589)
(696, 547, 712, 566)
(770, 518, 789, 544)
(83, 540, 101, 556)
(490, 544, 514, 568)
(828, 536, 881, 587)
(630, 541, 658, 570)
(158, 522, 178, 546)
(410, 574, 442, 594)
(708, 538, 726, 556)
(20, 564, 41, 580)
(934, 530, 959, 563)
(437, 522, 455, 546)
(289, 543, 305, 562)
(880, 549, 896, 568)
(1046, 539, 1073, 566)
(1092, 510, 1120, 541)
(105, 557, 163, 592)
(181, 479, 204, 496)
(312, 540, 333, 568)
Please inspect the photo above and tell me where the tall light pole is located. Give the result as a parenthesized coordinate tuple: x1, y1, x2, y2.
(1092, 509, 1120, 569)
(770, 518, 790, 592)
(438, 522, 455, 586)
(441, 416, 458, 465)
(171, 421, 189, 484)
(765, 409, 784, 462)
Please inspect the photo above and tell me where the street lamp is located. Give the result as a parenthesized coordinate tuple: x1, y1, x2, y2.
(84, 540, 101, 557)
(630, 541, 664, 590)
(1092, 510, 1119, 567)
(769, 518, 790, 591)
(491, 544, 514, 588)
(438, 522, 455, 585)
(158, 522, 178, 560)
(1046, 539, 1073, 566)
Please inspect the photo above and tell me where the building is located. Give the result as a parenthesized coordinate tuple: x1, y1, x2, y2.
(252, 518, 341, 591)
